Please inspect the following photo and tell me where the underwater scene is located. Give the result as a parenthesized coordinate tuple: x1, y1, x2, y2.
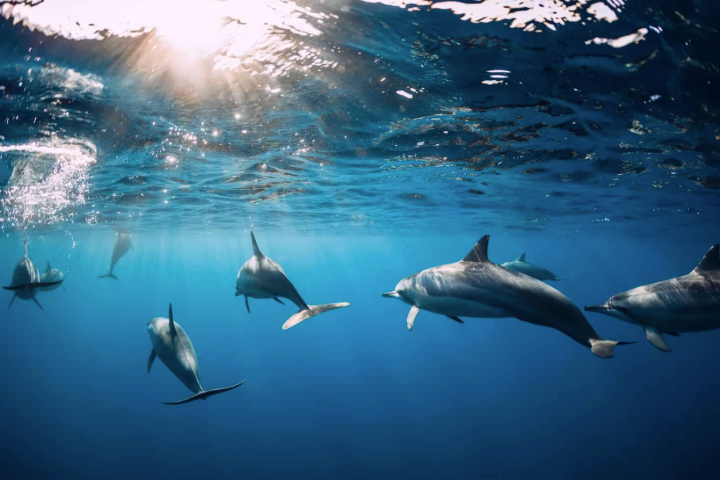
(1, 0, 719, 479)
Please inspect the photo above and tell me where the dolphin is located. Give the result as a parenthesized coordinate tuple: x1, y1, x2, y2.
(382, 235, 633, 358)
(99, 231, 133, 280)
(585, 244, 720, 352)
(235, 232, 350, 330)
(36, 262, 65, 293)
(3, 238, 62, 309)
(501, 253, 561, 281)
(147, 304, 246, 405)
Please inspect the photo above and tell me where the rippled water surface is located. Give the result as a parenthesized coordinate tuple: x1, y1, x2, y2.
(1, 0, 718, 234)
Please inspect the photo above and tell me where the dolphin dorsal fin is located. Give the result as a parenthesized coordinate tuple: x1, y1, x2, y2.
(463, 235, 490, 263)
(518, 253, 526, 262)
(250, 232, 263, 258)
(23, 237, 28, 257)
(46, 261, 52, 272)
(168, 303, 177, 337)
(695, 244, 720, 273)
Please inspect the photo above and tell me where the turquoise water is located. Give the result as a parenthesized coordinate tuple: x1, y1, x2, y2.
(3, 231, 720, 478)
(1, 0, 720, 478)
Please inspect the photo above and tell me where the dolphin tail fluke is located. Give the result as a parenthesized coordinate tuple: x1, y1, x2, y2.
(163, 380, 246, 405)
(282, 302, 351, 330)
(98, 273, 118, 280)
(589, 339, 636, 358)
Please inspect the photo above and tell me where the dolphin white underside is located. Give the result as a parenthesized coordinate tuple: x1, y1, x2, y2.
(630, 311, 720, 333)
(411, 294, 509, 318)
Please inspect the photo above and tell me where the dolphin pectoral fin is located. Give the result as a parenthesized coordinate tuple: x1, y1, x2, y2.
(281, 302, 351, 330)
(163, 380, 247, 405)
(32, 297, 44, 310)
(645, 326, 672, 352)
(447, 315, 464, 324)
(8, 294, 16, 308)
(147, 349, 156, 374)
(589, 339, 636, 358)
(407, 305, 420, 331)
(273, 297, 285, 305)
(245, 296, 251, 313)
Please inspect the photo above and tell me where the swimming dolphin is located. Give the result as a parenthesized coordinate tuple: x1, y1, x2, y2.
(235, 232, 350, 330)
(147, 304, 246, 405)
(3, 238, 62, 309)
(585, 244, 720, 352)
(382, 235, 633, 358)
(501, 253, 561, 281)
(99, 231, 133, 280)
(36, 262, 65, 293)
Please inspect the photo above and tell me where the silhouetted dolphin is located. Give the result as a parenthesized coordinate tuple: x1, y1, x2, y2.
(383, 235, 633, 358)
(501, 253, 561, 281)
(3, 239, 62, 309)
(235, 232, 350, 330)
(36, 262, 64, 293)
(99, 231, 133, 280)
(147, 304, 246, 405)
(586, 244, 720, 352)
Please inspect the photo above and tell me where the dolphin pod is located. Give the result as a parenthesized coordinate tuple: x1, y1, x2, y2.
(235, 232, 350, 330)
(586, 244, 720, 352)
(383, 235, 634, 358)
(3, 238, 64, 309)
(5, 232, 720, 408)
(147, 304, 246, 405)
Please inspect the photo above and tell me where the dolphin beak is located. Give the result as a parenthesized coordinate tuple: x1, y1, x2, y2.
(234, 290, 241, 297)
(382, 291, 400, 298)
(585, 305, 611, 312)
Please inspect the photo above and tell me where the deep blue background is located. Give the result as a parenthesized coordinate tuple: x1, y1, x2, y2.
(1, 230, 719, 480)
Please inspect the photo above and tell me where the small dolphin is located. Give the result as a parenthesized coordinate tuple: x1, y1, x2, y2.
(586, 244, 720, 352)
(383, 235, 633, 358)
(147, 304, 246, 405)
(99, 231, 133, 280)
(235, 232, 350, 330)
(501, 253, 561, 281)
(3, 238, 62, 309)
(36, 262, 65, 293)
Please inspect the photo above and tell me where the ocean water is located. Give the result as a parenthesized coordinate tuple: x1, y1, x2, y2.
(1, 0, 720, 479)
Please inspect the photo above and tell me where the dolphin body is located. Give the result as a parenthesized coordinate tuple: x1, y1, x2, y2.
(3, 239, 63, 309)
(99, 232, 133, 280)
(383, 235, 633, 358)
(501, 253, 561, 281)
(36, 262, 65, 293)
(147, 304, 246, 405)
(585, 244, 720, 352)
(235, 232, 350, 330)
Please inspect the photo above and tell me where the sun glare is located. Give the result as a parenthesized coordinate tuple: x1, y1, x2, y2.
(2, 0, 331, 82)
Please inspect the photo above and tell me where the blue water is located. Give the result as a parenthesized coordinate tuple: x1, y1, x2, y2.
(1, 0, 720, 479)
